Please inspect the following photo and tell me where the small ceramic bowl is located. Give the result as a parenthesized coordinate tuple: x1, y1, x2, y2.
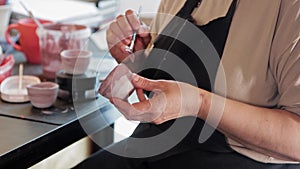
(61, 49, 92, 75)
(26, 82, 59, 108)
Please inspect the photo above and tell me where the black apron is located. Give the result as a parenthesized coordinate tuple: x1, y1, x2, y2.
(131, 0, 299, 168)
(73, 0, 300, 168)
(135, 0, 235, 153)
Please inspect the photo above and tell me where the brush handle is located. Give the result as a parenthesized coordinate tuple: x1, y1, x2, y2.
(0, 34, 20, 65)
(126, 6, 143, 53)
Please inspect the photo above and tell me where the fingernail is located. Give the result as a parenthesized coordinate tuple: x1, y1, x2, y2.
(132, 73, 139, 82)
(125, 39, 131, 44)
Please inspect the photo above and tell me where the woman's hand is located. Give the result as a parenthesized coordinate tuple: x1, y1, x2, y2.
(106, 10, 151, 63)
(109, 74, 204, 124)
(100, 70, 300, 161)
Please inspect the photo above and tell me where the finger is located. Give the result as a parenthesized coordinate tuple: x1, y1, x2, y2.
(136, 88, 147, 102)
(111, 96, 163, 122)
(137, 24, 150, 38)
(131, 73, 161, 91)
(99, 79, 113, 98)
(134, 36, 149, 51)
(107, 22, 131, 46)
(141, 34, 151, 46)
(111, 97, 151, 113)
(152, 118, 165, 125)
(132, 100, 152, 113)
(116, 14, 134, 39)
(108, 44, 130, 61)
(99, 71, 114, 94)
(99, 79, 110, 95)
(110, 98, 143, 121)
(131, 100, 164, 122)
(98, 65, 120, 96)
(111, 97, 151, 115)
(125, 10, 140, 31)
(110, 98, 137, 120)
(106, 28, 119, 47)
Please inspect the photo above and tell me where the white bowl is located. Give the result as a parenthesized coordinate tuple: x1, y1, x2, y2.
(61, 49, 92, 75)
(0, 75, 41, 103)
(26, 82, 59, 108)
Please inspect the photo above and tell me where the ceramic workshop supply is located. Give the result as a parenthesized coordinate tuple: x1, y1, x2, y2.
(36, 23, 91, 79)
(0, 75, 41, 103)
(26, 82, 59, 108)
(61, 49, 92, 75)
(5, 18, 53, 64)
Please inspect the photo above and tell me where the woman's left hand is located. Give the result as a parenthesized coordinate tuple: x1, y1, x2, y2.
(109, 74, 204, 124)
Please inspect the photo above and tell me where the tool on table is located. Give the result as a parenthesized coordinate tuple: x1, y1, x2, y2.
(19, 0, 44, 29)
(18, 63, 23, 91)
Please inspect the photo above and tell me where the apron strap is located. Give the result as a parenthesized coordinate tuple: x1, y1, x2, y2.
(176, 0, 202, 22)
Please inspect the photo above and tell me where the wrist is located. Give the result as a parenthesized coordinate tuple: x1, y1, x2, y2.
(198, 89, 211, 120)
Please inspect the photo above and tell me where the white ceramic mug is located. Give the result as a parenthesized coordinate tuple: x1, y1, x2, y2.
(0, 5, 11, 37)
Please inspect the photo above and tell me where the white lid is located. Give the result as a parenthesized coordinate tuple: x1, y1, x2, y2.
(0, 75, 41, 103)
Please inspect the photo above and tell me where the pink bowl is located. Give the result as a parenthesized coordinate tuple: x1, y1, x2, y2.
(26, 82, 59, 108)
(61, 49, 92, 75)
(0, 54, 15, 84)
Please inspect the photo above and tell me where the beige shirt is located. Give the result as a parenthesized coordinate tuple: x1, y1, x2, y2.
(147, 0, 300, 164)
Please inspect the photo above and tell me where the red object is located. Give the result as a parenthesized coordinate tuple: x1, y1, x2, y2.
(0, 54, 15, 84)
(0, 0, 5, 5)
(5, 18, 53, 64)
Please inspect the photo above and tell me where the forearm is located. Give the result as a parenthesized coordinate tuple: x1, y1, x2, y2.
(199, 90, 300, 161)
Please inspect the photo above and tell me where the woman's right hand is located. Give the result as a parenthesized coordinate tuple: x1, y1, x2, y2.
(106, 9, 151, 63)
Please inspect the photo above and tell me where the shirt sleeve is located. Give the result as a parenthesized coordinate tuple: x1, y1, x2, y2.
(146, 0, 186, 53)
(270, 0, 300, 115)
(147, 0, 167, 47)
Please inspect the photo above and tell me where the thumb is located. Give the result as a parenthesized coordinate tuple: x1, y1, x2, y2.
(138, 24, 150, 38)
(131, 73, 159, 91)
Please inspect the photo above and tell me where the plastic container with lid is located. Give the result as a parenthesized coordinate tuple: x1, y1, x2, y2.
(36, 23, 91, 80)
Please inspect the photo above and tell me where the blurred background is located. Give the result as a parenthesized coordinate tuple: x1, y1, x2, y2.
(3, 0, 161, 141)
(0, 0, 161, 168)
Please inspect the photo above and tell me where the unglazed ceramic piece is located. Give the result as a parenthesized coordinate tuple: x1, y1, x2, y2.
(26, 82, 59, 108)
(60, 49, 92, 75)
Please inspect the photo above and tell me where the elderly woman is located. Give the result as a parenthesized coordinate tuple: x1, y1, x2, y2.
(73, 0, 300, 168)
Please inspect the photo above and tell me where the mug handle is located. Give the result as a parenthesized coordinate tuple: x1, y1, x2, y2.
(5, 24, 22, 51)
